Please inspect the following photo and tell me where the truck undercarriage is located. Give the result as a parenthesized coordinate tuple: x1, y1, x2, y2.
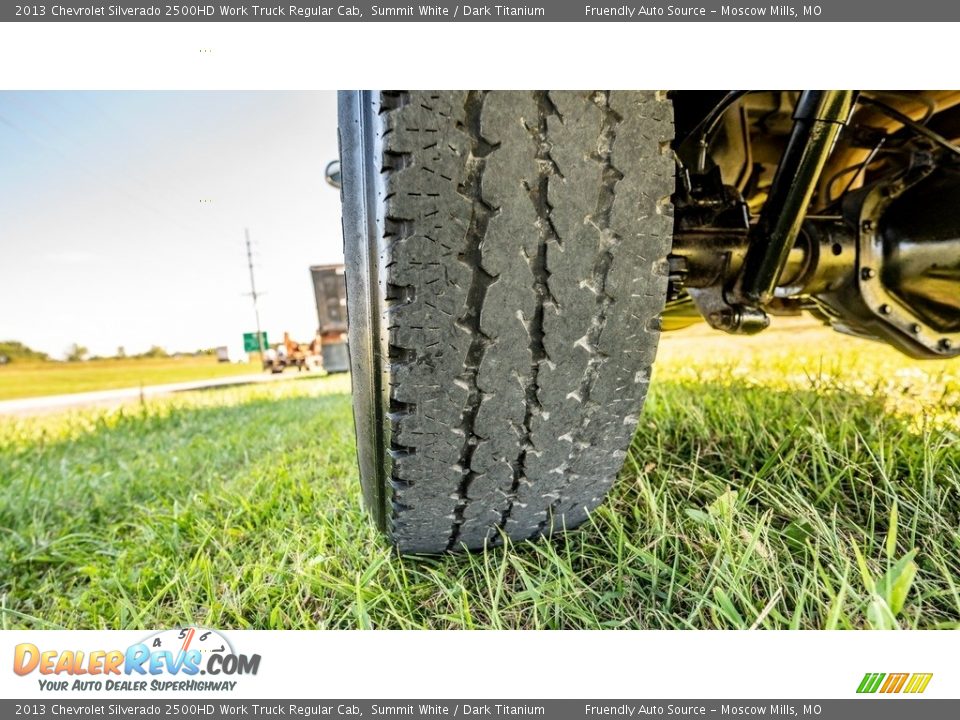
(666, 90, 960, 359)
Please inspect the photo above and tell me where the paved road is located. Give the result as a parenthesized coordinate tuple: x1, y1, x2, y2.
(0, 372, 306, 416)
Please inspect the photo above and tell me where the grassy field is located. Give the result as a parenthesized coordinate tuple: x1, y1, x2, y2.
(0, 357, 260, 401)
(0, 319, 957, 630)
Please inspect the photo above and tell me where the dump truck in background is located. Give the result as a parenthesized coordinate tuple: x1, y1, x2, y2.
(310, 264, 349, 373)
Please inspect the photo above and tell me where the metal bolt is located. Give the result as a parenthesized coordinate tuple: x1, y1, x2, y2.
(861, 267, 876, 280)
(861, 220, 874, 233)
(939, 338, 953, 351)
(911, 323, 922, 334)
(879, 304, 892, 315)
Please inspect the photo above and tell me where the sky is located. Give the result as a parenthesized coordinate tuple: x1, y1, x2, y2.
(0, 91, 343, 359)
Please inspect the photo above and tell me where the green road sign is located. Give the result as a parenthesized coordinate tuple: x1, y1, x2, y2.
(243, 332, 268, 352)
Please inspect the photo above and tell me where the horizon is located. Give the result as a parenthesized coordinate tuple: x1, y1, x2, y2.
(0, 91, 343, 360)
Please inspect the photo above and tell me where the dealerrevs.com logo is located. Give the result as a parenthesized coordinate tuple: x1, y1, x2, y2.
(13, 627, 261, 693)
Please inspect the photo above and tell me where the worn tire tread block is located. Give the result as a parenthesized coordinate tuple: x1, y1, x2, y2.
(341, 90, 675, 554)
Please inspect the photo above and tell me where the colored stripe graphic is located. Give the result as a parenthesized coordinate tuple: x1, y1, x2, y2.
(904, 673, 934, 694)
(857, 673, 885, 693)
(857, 672, 932, 694)
(881, 673, 909, 693)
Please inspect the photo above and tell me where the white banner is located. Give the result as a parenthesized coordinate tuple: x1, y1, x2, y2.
(1, 630, 953, 699)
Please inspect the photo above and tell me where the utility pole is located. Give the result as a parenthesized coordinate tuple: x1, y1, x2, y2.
(245, 228, 266, 368)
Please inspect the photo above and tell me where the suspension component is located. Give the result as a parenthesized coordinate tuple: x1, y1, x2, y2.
(814, 161, 960, 358)
(672, 91, 856, 334)
(669, 157, 960, 359)
(732, 90, 856, 309)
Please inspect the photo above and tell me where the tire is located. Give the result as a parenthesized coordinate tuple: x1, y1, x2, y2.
(339, 91, 675, 554)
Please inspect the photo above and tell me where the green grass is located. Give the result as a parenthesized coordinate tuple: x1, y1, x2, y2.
(1, 320, 958, 629)
(0, 357, 260, 401)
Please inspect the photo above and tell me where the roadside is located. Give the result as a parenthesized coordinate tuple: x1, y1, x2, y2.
(0, 370, 318, 416)
(0, 356, 261, 402)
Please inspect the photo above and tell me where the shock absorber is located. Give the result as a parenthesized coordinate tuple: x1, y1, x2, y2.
(727, 91, 856, 329)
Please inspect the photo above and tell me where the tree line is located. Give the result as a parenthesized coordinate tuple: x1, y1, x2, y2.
(0, 340, 220, 364)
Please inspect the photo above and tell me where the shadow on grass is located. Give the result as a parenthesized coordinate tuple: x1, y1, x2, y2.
(404, 379, 959, 629)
